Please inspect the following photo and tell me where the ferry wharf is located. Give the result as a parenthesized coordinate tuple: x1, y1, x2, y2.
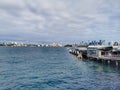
(69, 45, 120, 67)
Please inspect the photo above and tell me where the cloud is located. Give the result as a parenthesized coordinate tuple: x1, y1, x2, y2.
(0, 0, 120, 43)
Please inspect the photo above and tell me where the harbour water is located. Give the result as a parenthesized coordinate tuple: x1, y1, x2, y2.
(0, 47, 120, 90)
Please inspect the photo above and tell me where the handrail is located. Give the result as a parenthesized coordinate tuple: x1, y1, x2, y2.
(103, 55, 120, 57)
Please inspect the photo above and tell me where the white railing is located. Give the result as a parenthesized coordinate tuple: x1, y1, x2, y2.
(101, 55, 120, 60)
(87, 54, 120, 60)
(103, 55, 120, 57)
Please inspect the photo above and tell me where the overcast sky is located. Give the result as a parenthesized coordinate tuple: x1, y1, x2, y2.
(0, 0, 120, 43)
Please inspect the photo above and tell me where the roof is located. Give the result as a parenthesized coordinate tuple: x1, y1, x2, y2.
(88, 45, 113, 51)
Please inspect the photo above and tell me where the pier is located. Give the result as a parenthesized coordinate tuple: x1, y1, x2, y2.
(69, 47, 87, 58)
(87, 55, 120, 66)
(69, 45, 120, 67)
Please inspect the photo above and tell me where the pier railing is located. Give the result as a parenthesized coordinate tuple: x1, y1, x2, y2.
(103, 54, 120, 57)
(87, 54, 120, 61)
(101, 55, 120, 61)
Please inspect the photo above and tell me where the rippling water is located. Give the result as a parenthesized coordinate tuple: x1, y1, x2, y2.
(0, 47, 120, 90)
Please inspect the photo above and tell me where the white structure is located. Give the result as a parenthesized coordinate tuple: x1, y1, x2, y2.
(87, 45, 113, 58)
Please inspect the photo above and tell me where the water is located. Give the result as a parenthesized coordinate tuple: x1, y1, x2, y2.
(0, 47, 120, 90)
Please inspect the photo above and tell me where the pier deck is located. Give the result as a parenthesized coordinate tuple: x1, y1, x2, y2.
(87, 55, 120, 66)
(88, 55, 120, 61)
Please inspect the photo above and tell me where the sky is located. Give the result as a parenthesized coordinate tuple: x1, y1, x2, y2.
(0, 0, 120, 43)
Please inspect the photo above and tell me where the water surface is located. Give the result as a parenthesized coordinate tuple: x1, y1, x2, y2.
(0, 47, 120, 90)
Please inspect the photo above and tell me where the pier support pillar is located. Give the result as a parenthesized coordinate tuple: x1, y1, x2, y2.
(116, 61, 118, 66)
(108, 60, 110, 65)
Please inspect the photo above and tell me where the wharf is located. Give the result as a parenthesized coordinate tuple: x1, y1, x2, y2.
(69, 47, 120, 67)
(87, 55, 120, 66)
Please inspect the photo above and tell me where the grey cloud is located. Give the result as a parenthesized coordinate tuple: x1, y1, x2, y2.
(0, 0, 120, 42)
